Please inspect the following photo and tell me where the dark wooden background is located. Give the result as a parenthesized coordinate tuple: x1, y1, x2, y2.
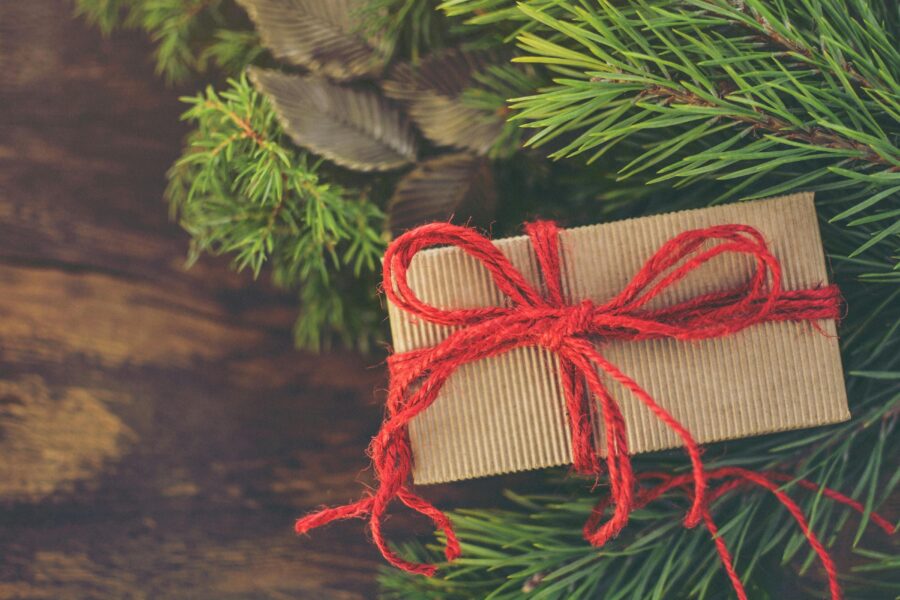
(0, 2, 520, 597)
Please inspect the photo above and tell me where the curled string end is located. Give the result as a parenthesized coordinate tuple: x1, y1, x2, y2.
(294, 496, 374, 535)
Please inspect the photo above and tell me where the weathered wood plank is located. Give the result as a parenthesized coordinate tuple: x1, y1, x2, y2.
(0, 2, 399, 597)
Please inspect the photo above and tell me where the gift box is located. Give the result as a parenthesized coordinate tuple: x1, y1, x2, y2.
(387, 192, 848, 485)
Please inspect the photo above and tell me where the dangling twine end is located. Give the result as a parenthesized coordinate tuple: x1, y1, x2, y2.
(293, 497, 375, 536)
(294, 513, 331, 536)
(872, 513, 897, 535)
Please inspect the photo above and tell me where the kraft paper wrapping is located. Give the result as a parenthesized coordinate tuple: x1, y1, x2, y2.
(387, 193, 849, 485)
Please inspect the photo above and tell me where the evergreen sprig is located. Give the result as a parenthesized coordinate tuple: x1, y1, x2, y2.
(462, 61, 549, 156)
(74, 0, 260, 82)
(508, 0, 899, 271)
(167, 76, 387, 350)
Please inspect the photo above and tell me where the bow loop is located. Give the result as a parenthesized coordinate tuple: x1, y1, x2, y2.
(525, 220, 567, 306)
(601, 225, 784, 338)
(383, 223, 547, 328)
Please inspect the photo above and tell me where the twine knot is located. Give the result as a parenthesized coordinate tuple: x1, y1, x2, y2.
(539, 300, 595, 351)
(293, 220, 891, 599)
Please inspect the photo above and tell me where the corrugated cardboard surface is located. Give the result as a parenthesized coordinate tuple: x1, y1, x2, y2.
(387, 194, 849, 485)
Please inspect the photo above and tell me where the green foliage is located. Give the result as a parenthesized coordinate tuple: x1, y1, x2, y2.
(75, 0, 538, 350)
(508, 0, 899, 271)
(74, 0, 259, 82)
(167, 76, 387, 350)
(439, 0, 555, 33)
(201, 28, 265, 75)
(461, 61, 548, 156)
(74, 0, 130, 34)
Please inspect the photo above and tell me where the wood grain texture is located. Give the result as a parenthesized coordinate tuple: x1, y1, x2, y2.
(0, 2, 391, 597)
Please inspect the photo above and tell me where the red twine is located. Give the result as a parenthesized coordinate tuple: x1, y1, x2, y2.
(295, 221, 894, 598)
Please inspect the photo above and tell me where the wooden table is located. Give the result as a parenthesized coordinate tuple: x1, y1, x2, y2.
(0, 2, 419, 597)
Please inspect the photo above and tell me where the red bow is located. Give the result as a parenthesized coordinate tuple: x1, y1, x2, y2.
(295, 221, 892, 599)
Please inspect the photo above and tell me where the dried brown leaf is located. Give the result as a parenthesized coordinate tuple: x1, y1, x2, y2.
(250, 67, 417, 171)
(383, 49, 506, 155)
(388, 153, 496, 235)
(237, 0, 386, 80)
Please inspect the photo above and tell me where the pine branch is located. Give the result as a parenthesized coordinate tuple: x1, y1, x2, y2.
(438, 0, 565, 35)
(167, 75, 387, 350)
(627, 83, 891, 167)
(201, 28, 265, 74)
(509, 0, 899, 270)
(461, 60, 548, 156)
